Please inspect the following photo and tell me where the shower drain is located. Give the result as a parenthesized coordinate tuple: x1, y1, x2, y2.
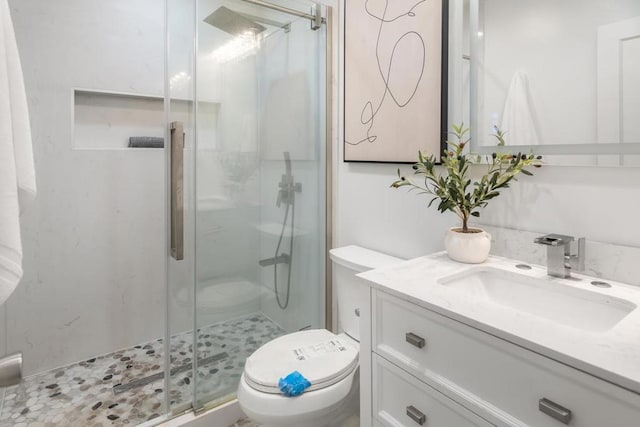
(113, 351, 228, 395)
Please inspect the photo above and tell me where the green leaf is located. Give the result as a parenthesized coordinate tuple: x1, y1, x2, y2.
(392, 123, 538, 223)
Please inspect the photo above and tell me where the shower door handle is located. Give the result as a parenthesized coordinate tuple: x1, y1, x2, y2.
(170, 121, 184, 261)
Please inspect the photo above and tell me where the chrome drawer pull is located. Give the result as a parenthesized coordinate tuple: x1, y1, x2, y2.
(405, 332, 426, 349)
(406, 405, 426, 425)
(539, 398, 572, 424)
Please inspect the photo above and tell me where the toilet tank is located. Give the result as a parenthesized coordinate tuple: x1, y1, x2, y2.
(329, 246, 403, 341)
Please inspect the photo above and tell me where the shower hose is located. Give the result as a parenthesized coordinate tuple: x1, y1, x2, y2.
(274, 198, 295, 310)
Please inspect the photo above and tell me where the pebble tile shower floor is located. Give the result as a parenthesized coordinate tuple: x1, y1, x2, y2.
(0, 314, 284, 426)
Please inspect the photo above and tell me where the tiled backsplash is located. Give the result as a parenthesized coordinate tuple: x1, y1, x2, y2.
(481, 225, 640, 287)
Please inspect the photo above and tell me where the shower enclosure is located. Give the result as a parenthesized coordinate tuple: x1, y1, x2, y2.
(0, 0, 330, 424)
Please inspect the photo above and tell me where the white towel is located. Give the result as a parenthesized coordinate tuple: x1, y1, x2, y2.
(500, 70, 540, 146)
(0, 0, 35, 305)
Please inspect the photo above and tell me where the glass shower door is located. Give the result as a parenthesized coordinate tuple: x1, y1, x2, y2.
(167, 0, 328, 414)
(166, 0, 197, 416)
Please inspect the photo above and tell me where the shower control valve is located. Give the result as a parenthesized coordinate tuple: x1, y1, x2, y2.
(276, 180, 302, 207)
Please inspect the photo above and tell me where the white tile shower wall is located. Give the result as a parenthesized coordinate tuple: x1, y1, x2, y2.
(6, 0, 166, 375)
(335, 0, 640, 283)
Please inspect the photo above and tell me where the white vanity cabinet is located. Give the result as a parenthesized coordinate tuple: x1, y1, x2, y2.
(360, 288, 640, 427)
(372, 354, 494, 427)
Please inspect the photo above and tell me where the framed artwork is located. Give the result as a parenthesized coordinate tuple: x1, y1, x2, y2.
(344, 0, 448, 163)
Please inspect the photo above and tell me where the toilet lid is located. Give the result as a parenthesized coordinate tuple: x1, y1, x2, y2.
(244, 329, 359, 394)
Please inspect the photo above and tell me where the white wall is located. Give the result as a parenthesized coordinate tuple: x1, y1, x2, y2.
(335, 0, 640, 277)
(6, 0, 166, 375)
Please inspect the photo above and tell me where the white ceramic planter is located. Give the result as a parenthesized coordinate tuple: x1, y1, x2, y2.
(444, 227, 492, 264)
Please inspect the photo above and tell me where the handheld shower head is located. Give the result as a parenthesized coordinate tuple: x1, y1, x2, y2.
(270, 153, 299, 311)
(283, 151, 292, 177)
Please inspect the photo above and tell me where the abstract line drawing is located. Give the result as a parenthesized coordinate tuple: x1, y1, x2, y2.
(344, 0, 446, 163)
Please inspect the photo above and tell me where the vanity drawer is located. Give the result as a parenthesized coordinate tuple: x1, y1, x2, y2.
(372, 290, 640, 426)
(373, 354, 494, 427)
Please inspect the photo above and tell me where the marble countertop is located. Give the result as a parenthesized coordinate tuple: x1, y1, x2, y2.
(358, 253, 640, 395)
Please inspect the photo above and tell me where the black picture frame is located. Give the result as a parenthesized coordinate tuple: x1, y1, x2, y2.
(343, 0, 449, 164)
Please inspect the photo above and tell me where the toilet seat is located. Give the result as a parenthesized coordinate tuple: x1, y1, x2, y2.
(237, 368, 359, 426)
(243, 329, 359, 394)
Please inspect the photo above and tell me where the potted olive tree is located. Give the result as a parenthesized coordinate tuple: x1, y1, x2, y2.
(392, 124, 541, 263)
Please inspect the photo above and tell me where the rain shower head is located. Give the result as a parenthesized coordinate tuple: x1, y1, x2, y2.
(204, 6, 266, 36)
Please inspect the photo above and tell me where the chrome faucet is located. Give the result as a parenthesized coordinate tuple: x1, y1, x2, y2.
(534, 234, 585, 278)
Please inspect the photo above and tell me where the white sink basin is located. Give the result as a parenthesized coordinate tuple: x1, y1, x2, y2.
(438, 268, 637, 332)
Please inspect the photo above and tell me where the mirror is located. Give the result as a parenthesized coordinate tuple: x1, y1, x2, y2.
(469, 0, 640, 165)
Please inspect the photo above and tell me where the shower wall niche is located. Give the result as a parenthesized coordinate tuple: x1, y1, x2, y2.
(73, 90, 219, 150)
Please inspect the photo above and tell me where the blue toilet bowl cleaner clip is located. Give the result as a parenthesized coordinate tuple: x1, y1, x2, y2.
(278, 371, 311, 397)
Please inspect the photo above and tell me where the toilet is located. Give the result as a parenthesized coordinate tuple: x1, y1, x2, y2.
(237, 245, 403, 427)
